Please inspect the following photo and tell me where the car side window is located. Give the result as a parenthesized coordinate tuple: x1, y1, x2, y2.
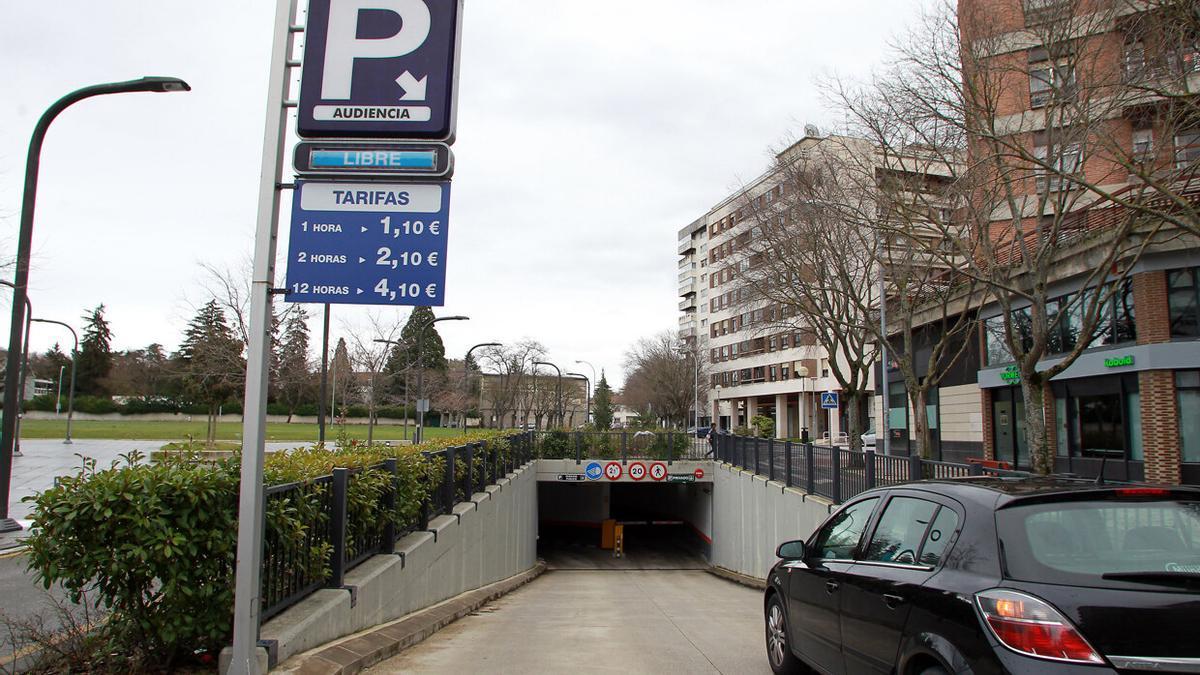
(862, 497, 939, 565)
(810, 497, 879, 561)
(918, 506, 959, 566)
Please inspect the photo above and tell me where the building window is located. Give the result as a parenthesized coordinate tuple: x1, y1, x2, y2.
(1132, 128, 1154, 162)
(1179, 371, 1200, 463)
(1175, 129, 1200, 169)
(1029, 64, 1076, 108)
(1033, 141, 1081, 191)
(1169, 267, 1200, 338)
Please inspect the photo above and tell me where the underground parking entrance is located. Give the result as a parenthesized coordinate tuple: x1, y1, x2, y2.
(535, 466, 713, 570)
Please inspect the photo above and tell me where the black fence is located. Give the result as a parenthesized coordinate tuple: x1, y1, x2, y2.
(530, 430, 712, 462)
(259, 432, 534, 622)
(713, 433, 1027, 504)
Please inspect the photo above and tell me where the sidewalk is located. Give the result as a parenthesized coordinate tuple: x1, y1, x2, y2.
(1, 439, 302, 551)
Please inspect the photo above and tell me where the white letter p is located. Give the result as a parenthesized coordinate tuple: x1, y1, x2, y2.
(322, 0, 431, 100)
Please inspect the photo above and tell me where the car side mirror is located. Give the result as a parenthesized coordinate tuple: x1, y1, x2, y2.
(776, 540, 806, 560)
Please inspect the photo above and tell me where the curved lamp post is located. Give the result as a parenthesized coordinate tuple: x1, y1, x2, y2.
(0, 77, 190, 534)
(462, 342, 500, 434)
(533, 361, 562, 428)
(30, 319, 77, 444)
(414, 315, 468, 444)
(565, 372, 589, 429)
(573, 359, 596, 423)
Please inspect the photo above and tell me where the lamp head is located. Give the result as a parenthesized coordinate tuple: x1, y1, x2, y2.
(135, 76, 191, 93)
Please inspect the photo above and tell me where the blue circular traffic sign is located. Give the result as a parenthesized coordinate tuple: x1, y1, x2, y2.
(585, 461, 603, 481)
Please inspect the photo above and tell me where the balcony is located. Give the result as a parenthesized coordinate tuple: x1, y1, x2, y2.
(679, 296, 696, 312)
(679, 279, 696, 297)
(678, 238, 696, 255)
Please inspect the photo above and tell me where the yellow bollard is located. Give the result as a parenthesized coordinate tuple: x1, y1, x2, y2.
(600, 519, 616, 550)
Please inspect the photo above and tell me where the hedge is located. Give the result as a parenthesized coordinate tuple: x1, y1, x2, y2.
(22, 430, 516, 671)
(18, 395, 419, 420)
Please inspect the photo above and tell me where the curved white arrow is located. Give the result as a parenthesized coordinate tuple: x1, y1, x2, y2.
(396, 71, 427, 101)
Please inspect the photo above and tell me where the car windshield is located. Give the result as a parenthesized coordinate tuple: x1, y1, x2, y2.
(998, 499, 1200, 588)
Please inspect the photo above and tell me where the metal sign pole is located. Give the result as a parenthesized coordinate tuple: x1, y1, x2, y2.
(318, 303, 330, 444)
(230, 0, 297, 671)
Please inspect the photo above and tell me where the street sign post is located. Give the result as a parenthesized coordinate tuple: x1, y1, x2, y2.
(285, 180, 450, 306)
(298, 0, 463, 140)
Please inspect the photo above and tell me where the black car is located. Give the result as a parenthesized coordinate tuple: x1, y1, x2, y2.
(764, 478, 1200, 674)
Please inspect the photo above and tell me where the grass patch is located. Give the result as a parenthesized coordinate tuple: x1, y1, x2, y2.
(18, 419, 465, 442)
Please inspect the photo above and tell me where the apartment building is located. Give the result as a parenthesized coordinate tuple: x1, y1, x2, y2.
(679, 131, 887, 442)
(956, 0, 1200, 483)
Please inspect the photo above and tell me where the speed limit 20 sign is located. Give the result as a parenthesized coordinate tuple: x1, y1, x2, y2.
(628, 462, 647, 481)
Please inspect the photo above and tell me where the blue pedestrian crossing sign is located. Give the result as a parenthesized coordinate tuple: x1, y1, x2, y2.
(821, 392, 840, 409)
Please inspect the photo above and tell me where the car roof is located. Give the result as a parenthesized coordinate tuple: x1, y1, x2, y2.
(873, 476, 1200, 507)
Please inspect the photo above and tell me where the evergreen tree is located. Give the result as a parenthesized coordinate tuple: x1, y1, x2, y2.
(179, 300, 245, 445)
(331, 337, 353, 416)
(38, 343, 72, 381)
(76, 304, 113, 395)
(593, 370, 614, 430)
(384, 306, 447, 397)
(276, 308, 312, 421)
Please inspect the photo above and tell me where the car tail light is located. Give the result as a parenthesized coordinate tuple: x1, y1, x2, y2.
(975, 589, 1104, 664)
(1115, 487, 1170, 498)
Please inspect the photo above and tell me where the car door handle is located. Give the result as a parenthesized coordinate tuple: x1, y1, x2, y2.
(883, 594, 905, 609)
(825, 580, 840, 594)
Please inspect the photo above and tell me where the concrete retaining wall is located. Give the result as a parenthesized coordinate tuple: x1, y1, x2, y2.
(249, 462, 538, 669)
(711, 462, 835, 580)
(24, 411, 416, 426)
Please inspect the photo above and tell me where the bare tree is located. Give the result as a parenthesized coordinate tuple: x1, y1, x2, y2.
(342, 311, 404, 445)
(863, 1, 1188, 472)
(733, 141, 878, 450)
(478, 340, 545, 428)
(622, 331, 697, 428)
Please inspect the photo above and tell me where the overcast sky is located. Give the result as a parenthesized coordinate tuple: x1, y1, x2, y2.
(0, 0, 927, 388)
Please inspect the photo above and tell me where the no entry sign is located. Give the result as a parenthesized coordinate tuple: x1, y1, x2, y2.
(693, 468, 705, 480)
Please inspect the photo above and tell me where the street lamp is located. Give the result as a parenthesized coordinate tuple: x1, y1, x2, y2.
(714, 384, 723, 431)
(415, 315, 468, 444)
(573, 360, 596, 423)
(0, 282, 31, 459)
(565, 372, 589, 429)
(0, 76, 190, 534)
(30, 318, 78, 444)
(462, 342, 500, 434)
(533, 361, 562, 428)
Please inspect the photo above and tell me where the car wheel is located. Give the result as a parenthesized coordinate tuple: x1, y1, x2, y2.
(916, 666, 949, 675)
(765, 595, 805, 674)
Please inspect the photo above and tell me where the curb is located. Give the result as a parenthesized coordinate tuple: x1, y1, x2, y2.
(273, 561, 547, 674)
(707, 564, 767, 590)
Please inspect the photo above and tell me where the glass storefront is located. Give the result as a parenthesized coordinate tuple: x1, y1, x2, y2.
(1180, 371, 1200, 463)
(1052, 374, 1141, 461)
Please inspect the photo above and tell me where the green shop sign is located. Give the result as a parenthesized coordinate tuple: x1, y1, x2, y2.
(1104, 355, 1134, 368)
(999, 366, 1021, 384)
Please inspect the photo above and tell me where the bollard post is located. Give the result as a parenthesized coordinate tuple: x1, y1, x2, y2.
(382, 459, 397, 553)
(865, 449, 876, 489)
(329, 467, 348, 588)
(784, 440, 793, 487)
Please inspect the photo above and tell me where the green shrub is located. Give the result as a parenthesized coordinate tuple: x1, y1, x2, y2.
(24, 393, 59, 412)
(750, 415, 775, 439)
(121, 397, 182, 415)
(71, 395, 121, 415)
(23, 430, 517, 671)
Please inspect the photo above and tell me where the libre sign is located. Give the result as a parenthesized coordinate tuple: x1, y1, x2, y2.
(298, 0, 462, 139)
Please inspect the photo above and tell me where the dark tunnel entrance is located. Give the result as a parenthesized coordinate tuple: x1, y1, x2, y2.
(536, 481, 713, 570)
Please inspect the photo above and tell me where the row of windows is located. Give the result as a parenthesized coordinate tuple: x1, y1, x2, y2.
(711, 359, 829, 388)
(707, 185, 786, 238)
(708, 304, 798, 340)
(709, 329, 819, 363)
(983, 281, 1136, 366)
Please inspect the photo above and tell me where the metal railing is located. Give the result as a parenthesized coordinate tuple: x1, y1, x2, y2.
(530, 430, 712, 463)
(712, 433, 1027, 504)
(259, 431, 534, 621)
